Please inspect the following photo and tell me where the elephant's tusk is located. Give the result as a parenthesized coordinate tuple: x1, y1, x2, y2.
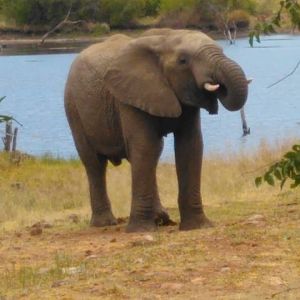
(247, 78, 253, 84)
(204, 83, 220, 92)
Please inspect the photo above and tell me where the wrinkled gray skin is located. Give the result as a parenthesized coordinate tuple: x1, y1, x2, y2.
(65, 28, 248, 232)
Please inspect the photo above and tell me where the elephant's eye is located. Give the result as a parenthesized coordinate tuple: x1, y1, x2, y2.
(178, 55, 188, 65)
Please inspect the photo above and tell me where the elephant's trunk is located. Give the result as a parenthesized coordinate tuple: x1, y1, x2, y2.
(214, 57, 248, 111)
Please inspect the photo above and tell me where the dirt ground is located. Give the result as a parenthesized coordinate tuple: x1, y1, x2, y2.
(0, 199, 299, 300)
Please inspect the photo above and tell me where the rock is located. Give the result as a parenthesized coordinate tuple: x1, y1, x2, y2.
(191, 277, 204, 284)
(161, 282, 183, 290)
(15, 231, 22, 237)
(220, 267, 231, 272)
(30, 226, 42, 236)
(135, 258, 144, 264)
(269, 276, 285, 286)
(244, 214, 266, 226)
(10, 182, 23, 189)
(130, 235, 156, 247)
(85, 250, 93, 256)
(85, 255, 98, 261)
(110, 238, 117, 243)
(62, 266, 84, 275)
(144, 235, 154, 242)
(247, 214, 266, 222)
(68, 214, 80, 224)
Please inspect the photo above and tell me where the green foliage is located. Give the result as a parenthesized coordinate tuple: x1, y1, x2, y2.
(0, 96, 13, 124)
(255, 145, 300, 189)
(249, 0, 300, 46)
(1, 0, 74, 26)
(102, 0, 146, 27)
(0, 96, 21, 125)
(160, 0, 197, 12)
(144, 0, 161, 16)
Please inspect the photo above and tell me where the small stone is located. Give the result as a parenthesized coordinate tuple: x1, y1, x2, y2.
(15, 231, 22, 237)
(144, 235, 154, 242)
(135, 258, 144, 264)
(30, 227, 42, 236)
(68, 214, 80, 223)
(110, 238, 117, 243)
(247, 214, 266, 222)
(62, 266, 84, 275)
(85, 255, 98, 261)
(221, 267, 231, 272)
(191, 277, 204, 284)
(161, 282, 183, 290)
(85, 250, 93, 256)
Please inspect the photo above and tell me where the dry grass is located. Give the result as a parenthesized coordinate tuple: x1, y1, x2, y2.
(0, 141, 300, 299)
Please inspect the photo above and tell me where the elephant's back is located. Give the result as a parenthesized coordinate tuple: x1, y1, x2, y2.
(78, 34, 132, 78)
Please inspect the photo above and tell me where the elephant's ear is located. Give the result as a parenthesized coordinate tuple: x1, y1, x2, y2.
(104, 36, 182, 118)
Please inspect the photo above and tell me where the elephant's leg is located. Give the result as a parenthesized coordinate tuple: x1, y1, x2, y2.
(65, 104, 117, 227)
(86, 156, 117, 227)
(174, 109, 212, 230)
(120, 107, 169, 232)
(126, 140, 163, 232)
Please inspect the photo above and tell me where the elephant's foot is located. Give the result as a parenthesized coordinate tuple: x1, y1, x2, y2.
(90, 211, 117, 227)
(179, 214, 213, 231)
(155, 207, 177, 226)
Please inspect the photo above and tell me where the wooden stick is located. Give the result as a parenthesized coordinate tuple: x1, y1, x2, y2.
(240, 107, 250, 136)
(12, 127, 18, 152)
(4, 121, 12, 151)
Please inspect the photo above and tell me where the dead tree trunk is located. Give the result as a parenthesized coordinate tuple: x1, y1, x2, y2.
(12, 127, 18, 152)
(4, 121, 13, 151)
(240, 107, 250, 136)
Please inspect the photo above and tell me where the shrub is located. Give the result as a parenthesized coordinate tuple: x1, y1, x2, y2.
(160, 0, 197, 13)
(144, 0, 161, 16)
(228, 9, 250, 28)
(102, 0, 146, 27)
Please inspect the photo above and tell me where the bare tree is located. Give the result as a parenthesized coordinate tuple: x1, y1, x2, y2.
(40, 7, 84, 45)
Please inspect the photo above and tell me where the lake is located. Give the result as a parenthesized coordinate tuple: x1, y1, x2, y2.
(1, 34, 300, 161)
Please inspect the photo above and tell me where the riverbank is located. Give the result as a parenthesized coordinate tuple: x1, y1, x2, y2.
(0, 144, 299, 298)
(0, 28, 249, 55)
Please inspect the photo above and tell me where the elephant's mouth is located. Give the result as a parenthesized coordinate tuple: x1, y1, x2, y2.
(200, 83, 229, 115)
(181, 82, 222, 114)
(195, 86, 221, 115)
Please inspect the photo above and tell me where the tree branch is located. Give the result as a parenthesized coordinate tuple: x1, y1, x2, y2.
(267, 59, 300, 88)
(40, 6, 84, 45)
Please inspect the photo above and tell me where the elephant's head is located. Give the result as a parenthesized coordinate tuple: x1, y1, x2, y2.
(104, 29, 249, 117)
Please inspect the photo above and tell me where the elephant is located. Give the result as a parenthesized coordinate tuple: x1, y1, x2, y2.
(64, 28, 249, 232)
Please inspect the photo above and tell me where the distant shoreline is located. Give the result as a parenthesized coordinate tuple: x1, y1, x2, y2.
(0, 29, 296, 56)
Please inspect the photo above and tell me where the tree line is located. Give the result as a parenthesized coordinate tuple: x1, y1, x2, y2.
(0, 0, 272, 30)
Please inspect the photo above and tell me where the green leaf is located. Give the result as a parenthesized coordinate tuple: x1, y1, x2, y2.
(274, 169, 282, 180)
(255, 176, 262, 187)
(292, 144, 300, 152)
(264, 173, 275, 186)
(280, 178, 287, 189)
(284, 151, 296, 160)
(249, 32, 254, 47)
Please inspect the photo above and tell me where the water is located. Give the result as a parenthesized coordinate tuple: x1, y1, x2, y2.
(1, 35, 300, 161)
